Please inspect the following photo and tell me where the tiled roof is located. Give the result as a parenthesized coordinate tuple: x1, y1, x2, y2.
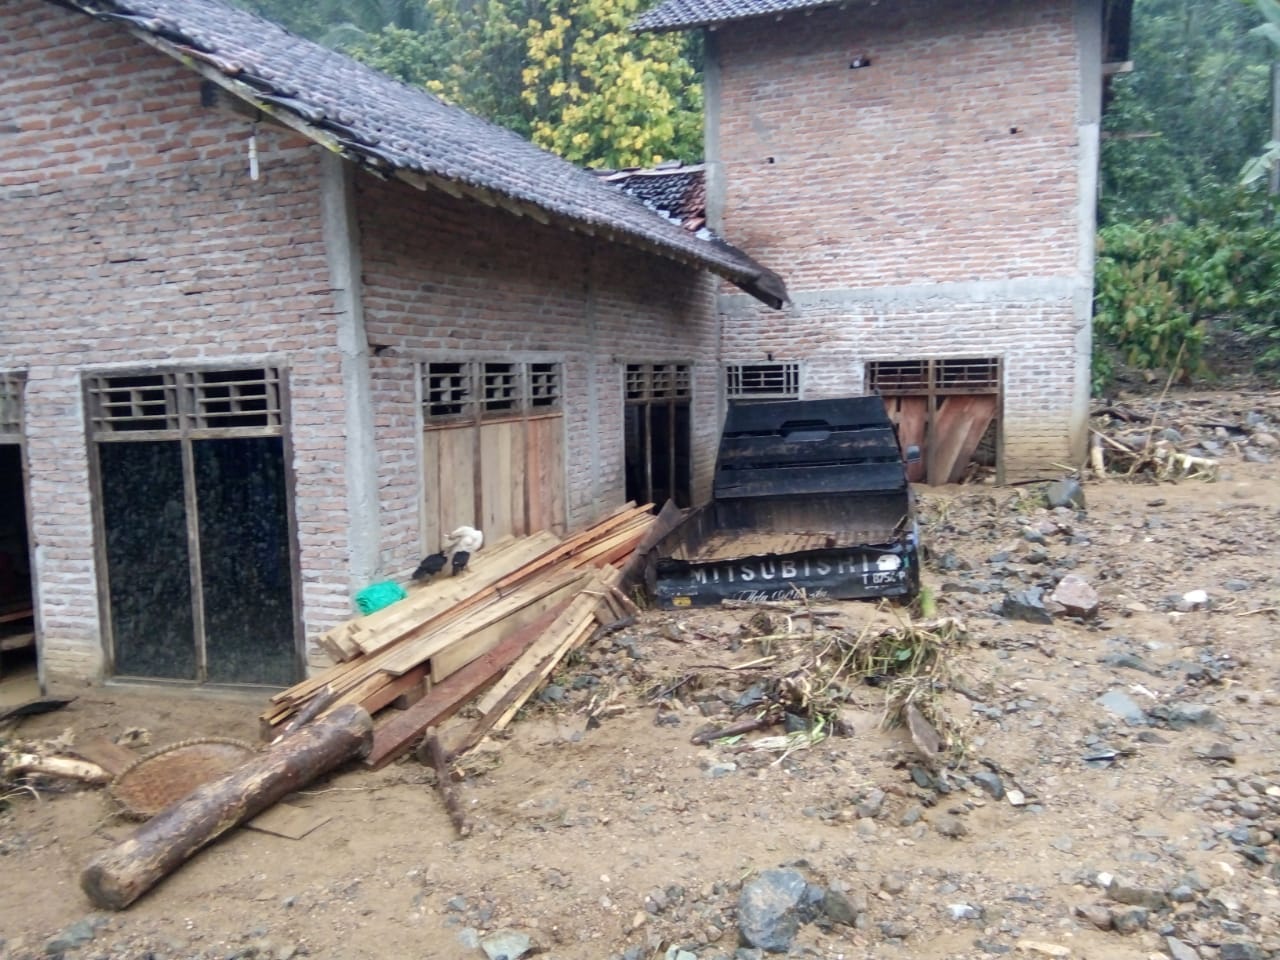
(595, 163, 707, 232)
(54, 0, 787, 307)
(633, 0, 843, 33)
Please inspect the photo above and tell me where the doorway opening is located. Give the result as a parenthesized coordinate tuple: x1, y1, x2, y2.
(624, 363, 693, 508)
(88, 367, 300, 686)
(0, 372, 36, 699)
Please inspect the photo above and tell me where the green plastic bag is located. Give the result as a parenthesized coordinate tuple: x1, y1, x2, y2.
(354, 580, 407, 616)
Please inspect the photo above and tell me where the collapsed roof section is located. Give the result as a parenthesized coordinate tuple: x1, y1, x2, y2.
(55, 0, 789, 308)
(594, 162, 708, 233)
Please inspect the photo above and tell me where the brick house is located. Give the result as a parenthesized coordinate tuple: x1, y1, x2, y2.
(0, 0, 786, 689)
(635, 0, 1134, 483)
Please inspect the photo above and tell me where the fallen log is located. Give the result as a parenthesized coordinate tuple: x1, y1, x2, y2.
(81, 704, 373, 911)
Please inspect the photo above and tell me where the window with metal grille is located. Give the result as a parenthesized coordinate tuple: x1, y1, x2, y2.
(89, 373, 182, 433)
(0, 372, 24, 436)
(191, 368, 282, 429)
(866, 360, 929, 395)
(529, 363, 560, 409)
(422, 361, 562, 423)
(867, 358, 1000, 396)
(937, 357, 1000, 392)
(624, 363, 692, 402)
(424, 362, 471, 419)
(481, 362, 520, 416)
(725, 362, 800, 400)
(88, 368, 284, 436)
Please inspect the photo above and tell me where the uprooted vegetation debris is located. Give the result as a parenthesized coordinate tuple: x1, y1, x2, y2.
(639, 600, 975, 770)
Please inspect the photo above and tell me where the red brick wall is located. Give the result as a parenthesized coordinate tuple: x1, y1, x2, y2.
(356, 176, 722, 585)
(713, 0, 1090, 475)
(2, 0, 728, 683)
(0, 1, 351, 682)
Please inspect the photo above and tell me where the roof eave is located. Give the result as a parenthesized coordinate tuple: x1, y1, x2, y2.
(66, 0, 788, 308)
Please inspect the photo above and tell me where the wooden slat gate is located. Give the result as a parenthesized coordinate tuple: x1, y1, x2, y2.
(421, 361, 565, 551)
(868, 358, 1002, 485)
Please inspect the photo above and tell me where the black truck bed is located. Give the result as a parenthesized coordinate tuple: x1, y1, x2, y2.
(648, 396, 919, 607)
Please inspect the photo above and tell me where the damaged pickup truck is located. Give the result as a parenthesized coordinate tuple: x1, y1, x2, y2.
(647, 396, 920, 607)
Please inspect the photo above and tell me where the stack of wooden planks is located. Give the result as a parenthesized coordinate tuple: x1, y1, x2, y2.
(259, 503, 655, 768)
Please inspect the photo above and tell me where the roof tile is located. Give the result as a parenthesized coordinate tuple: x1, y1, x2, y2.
(59, 0, 787, 306)
(632, 0, 843, 33)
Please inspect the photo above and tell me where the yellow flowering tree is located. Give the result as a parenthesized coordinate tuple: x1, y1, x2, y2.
(522, 0, 703, 168)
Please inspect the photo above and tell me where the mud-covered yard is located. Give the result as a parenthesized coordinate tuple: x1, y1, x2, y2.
(2, 388, 1279, 960)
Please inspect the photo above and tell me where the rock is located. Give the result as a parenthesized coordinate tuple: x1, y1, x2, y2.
(820, 890, 859, 927)
(539, 684, 565, 703)
(664, 950, 697, 960)
(1016, 940, 1071, 957)
(1045, 479, 1086, 510)
(1178, 589, 1209, 612)
(1251, 431, 1278, 447)
(481, 929, 532, 960)
(1096, 689, 1148, 725)
(855, 788, 886, 819)
(879, 873, 907, 895)
(948, 903, 983, 921)
(1198, 742, 1237, 763)
(1073, 904, 1112, 930)
(1219, 944, 1266, 960)
(1006, 789, 1027, 806)
(1157, 702, 1218, 730)
(45, 919, 98, 955)
(933, 814, 968, 838)
(1110, 907, 1148, 934)
(1050, 575, 1099, 619)
(1107, 881, 1167, 910)
(879, 920, 912, 939)
(1100, 651, 1156, 674)
(737, 869, 807, 953)
(1243, 447, 1271, 463)
(973, 770, 1006, 800)
(1165, 937, 1200, 960)
(1001, 588, 1054, 624)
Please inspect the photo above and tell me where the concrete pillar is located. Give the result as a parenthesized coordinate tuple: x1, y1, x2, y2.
(1072, 0, 1105, 464)
(319, 153, 381, 589)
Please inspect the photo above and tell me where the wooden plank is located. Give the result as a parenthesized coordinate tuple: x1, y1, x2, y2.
(363, 620, 547, 770)
(882, 396, 928, 484)
(379, 566, 589, 676)
(436, 425, 478, 541)
(931, 395, 997, 484)
(528, 416, 565, 534)
(473, 564, 618, 726)
(421, 429, 443, 563)
(492, 617, 596, 733)
(472, 580, 606, 717)
(429, 578, 582, 682)
(480, 421, 515, 542)
(347, 532, 561, 657)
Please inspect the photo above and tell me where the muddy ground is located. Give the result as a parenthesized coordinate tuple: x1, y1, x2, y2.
(1, 386, 1279, 960)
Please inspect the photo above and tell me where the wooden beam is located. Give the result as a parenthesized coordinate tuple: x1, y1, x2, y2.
(362, 613, 554, 769)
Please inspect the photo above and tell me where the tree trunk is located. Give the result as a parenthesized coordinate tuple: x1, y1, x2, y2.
(81, 704, 373, 910)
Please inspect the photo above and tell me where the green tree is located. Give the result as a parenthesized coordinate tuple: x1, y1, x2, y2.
(522, 0, 703, 168)
(1241, 0, 1280, 184)
(1100, 0, 1272, 222)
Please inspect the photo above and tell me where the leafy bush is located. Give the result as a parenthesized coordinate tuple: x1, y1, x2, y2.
(1093, 188, 1280, 392)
